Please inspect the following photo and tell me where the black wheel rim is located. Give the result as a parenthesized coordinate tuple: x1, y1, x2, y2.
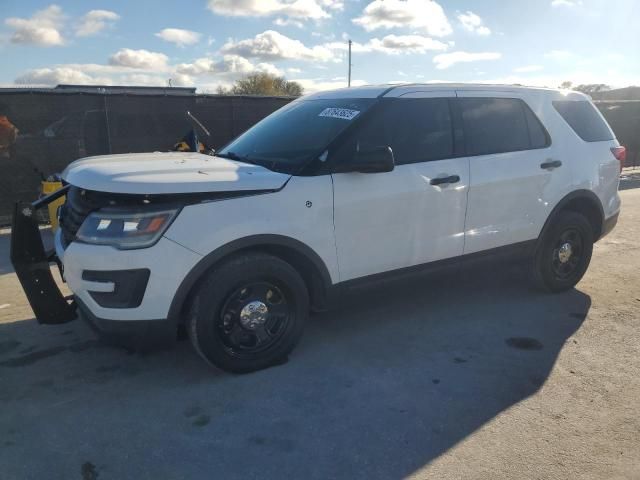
(551, 227, 584, 279)
(218, 281, 291, 357)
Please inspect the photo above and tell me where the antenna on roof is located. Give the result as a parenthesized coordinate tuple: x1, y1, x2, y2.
(347, 40, 352, 88)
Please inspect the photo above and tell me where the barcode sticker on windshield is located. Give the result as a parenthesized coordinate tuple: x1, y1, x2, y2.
(318, 108, 360, 120)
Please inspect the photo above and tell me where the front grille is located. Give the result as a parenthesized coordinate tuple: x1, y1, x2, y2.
(59, 186, 107, 247)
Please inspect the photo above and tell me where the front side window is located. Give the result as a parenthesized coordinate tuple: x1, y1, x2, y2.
(332, 98, 454, 166)
(217, 98, 376, 174)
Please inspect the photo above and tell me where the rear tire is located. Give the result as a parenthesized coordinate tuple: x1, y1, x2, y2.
(532, 211, 594, 292)
(188, 252, 309, 373)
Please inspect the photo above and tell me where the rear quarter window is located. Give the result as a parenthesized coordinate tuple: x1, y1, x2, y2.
(552, 100, 614, 142)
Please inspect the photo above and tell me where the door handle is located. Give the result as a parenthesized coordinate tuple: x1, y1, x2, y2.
(540, 159, 562, 170)
(430, 175, 460, 186)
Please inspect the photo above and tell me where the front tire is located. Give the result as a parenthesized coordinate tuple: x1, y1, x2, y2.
(188, 252, 309, 373)
(533, 211, 594, 292)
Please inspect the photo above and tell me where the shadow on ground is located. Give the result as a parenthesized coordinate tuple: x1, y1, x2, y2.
(0, 254, 588, 480)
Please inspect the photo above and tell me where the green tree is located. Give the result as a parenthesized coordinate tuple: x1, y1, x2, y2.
(573, 84, 611, 95)
(217, 72, 303, 97)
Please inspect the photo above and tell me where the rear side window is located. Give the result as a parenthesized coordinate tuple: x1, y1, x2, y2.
(459, 97, 549, 156)
(552, 100, 614, 142)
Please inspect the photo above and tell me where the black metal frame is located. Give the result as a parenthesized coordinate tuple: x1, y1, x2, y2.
(10, 185, 77, 324)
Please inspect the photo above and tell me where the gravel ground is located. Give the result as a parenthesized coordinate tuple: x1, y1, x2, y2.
(0, 181, 639, 480)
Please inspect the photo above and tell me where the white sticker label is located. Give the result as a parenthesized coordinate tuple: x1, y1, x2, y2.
(318, 108, 360, 120)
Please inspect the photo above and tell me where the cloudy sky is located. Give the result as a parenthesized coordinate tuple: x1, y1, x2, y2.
(1, 0, 639, 93)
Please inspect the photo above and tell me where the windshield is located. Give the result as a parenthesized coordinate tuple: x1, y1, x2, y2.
(217, 98, 376, 174)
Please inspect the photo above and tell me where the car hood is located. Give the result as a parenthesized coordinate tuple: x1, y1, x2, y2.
(61, 152, 291, 194)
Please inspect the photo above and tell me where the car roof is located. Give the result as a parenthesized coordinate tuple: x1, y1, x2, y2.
(303, 83, 588, 101)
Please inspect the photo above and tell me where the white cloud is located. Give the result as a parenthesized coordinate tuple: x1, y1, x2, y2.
(14, 67, 109, 85)
(274, 17, 304, 28)
(255, 62, 284, 76)
(325, 34, 448, 55)
(120, 73, 173, 86)
(433, 51, 501, 70)
(14, 52, 285, 89)
(457, 11, 491, 36)
(320, 0, 344, 10)
(176, 54, 282, 78)
(514, 65, 544, 73)
(293, 77, 368, 93)
(108, 48, 169, 70)
(216, 55, 259, 74)
(551, 0, 583, 7)
(5, 5, 66, 46)
(76, 10, 119, 37)
(366, 34, 448, 54)
(155, 28, 201, 47)
(287, 67, 302, 74)
(311, 31, 335, 40)
(352, 0, 452, 37)
(207, 0, 332, 20)
(55, 63, 148, 76)
(175, 58, 216, 76)
(221, 30, 334, 62)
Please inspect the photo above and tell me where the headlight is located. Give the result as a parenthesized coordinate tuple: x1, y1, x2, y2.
(76, 208, 180, 249)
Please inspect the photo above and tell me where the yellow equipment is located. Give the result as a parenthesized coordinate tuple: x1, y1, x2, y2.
(41, 181, 64, 232)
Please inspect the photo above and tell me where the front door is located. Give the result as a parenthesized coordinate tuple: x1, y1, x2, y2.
(331, 95, 469, 282)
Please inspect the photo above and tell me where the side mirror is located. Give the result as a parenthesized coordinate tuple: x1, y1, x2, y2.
(337, 146, 395, 174)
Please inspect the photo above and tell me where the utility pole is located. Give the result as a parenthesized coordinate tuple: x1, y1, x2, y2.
(347, 39, 352, 87)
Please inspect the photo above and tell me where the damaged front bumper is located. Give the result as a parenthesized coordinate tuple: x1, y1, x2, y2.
(10, 186, 77, 324)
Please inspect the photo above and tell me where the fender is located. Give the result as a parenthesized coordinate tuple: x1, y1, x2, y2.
(167, 234, 333, 324)
(536, 189, 605, 249)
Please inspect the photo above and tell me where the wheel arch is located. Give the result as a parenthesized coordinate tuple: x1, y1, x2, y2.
(538, 190, 605, 246)
(167, 234, 333, 325)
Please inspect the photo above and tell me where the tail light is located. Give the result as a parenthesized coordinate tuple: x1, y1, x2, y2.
(611, 146, 626, 172)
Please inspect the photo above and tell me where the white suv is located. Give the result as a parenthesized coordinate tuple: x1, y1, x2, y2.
(11, 84, 623, 373)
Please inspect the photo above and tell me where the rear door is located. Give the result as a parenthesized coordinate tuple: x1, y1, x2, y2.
(456, 91, 568, 254)
(331, 93, 469, 281)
